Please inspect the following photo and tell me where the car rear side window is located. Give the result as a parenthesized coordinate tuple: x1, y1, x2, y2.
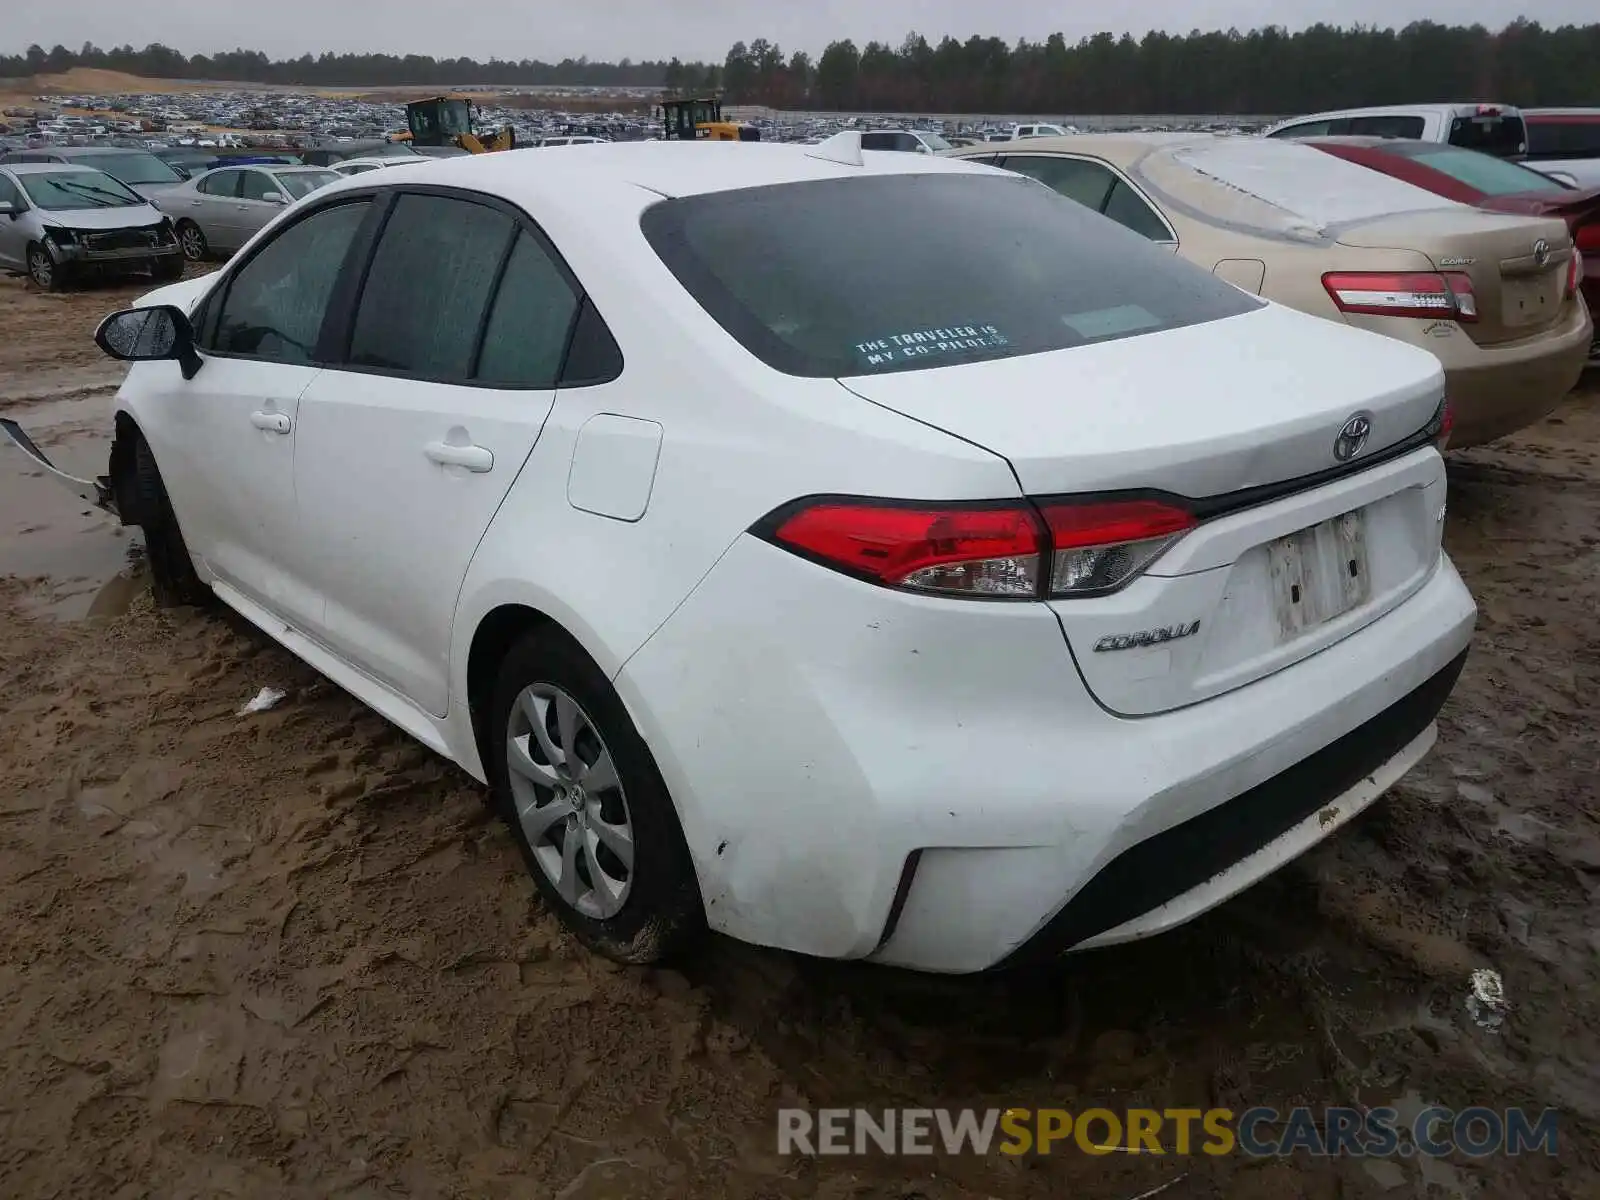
(642, 172, 1260, 379)
(475, 231, 580, 388)
(1001, 155, 1115, 210)
(210, 200, 370, 364)
(348, 194, 515, 380)
(1448, 113, 1527, 158)
(1346, 115, 1426, 138)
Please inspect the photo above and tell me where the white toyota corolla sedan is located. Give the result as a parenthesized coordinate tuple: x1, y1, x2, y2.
(7, 135, 1475, 973)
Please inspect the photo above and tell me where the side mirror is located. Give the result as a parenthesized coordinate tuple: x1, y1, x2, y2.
(172, 164, 191, 179)
(263, 191, 286, 204)
(0, 202, 17, 219)
(94, 305, 203, 380)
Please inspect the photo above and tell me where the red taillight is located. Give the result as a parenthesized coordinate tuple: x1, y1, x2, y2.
(762, 496, 1195, 599)
(1435, 398, 1455, 452)
(768, 502, 1045, 597)
(1038, 500, 1197, 595)
(1322, 271, 1478, 322)
(1577, 223, 1600, 254)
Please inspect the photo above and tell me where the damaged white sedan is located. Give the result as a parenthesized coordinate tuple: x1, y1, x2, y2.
(2, 137, 1475, 972)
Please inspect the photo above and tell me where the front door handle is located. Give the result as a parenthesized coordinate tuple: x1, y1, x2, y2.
(424, 440, 493, 472)
(249, 410, 291, 434)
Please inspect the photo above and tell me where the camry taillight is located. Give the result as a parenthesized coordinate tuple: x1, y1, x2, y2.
(759, 496, 1196, 600)
(1577, 223, 1600, 255)
(1322, 271, 1478, 323)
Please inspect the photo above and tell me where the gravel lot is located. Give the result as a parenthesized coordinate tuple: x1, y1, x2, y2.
(2, 270, 1597, 1199)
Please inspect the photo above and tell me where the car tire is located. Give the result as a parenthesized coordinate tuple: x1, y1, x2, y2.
(129, 435, 211, 608)
(26, 242, 68, 292)
(487, 627, 704, 964)
(153, 254, 184, 281)
(176, 221, 208, 262)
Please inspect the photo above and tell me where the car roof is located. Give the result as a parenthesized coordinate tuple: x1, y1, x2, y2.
(948, 131, 1213, 157)
(3, 161, 119, 175)
(43, 145, 152, 156)
(313, 139, 997, 205)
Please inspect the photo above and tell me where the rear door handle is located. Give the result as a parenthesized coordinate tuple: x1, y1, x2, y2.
(249, 410, 291, 434)
(424, 440, 493, 472)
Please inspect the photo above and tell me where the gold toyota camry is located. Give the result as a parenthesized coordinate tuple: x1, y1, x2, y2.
(945, 134, 1590, 448)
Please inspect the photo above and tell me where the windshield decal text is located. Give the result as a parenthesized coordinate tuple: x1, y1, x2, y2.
(855, 325, 1009, 366)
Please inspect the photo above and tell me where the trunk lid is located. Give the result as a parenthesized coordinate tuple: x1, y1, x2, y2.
(1337, 209, 1574, 346)
(840, 302, 1441, 499)
(840, 303, 1449, 716)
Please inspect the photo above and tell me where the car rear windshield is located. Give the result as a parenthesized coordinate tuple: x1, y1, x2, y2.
(640, 172, 1261, 378)
(1447, 113, 1528, 159)
(19, 169, 143, 210)
(1526, 114, 1600, 159)
(69, 151, 183, 185)
(278, 170, 339, 198)
(1403, 145, 1565, 195)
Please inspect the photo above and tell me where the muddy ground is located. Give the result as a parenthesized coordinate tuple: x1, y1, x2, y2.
(1, 269, 1597, 1199)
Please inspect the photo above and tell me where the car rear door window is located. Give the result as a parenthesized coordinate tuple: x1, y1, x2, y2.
(1001, 154, 1116, 211)
(475, 231, 581, 387)
(199, 169, 242, 198)
(1347, 115, 1426, 138)
(209, 200, 371, 363)
(347, 193, 515, 380)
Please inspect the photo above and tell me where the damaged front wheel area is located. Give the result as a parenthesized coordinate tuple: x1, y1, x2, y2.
(115, 428, 211, 608)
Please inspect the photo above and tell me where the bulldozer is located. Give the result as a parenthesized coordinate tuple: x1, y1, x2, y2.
(398, 95, 516, 154)
(656, 96, 760, 142)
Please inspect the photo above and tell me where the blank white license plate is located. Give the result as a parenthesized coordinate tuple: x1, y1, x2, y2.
(1267, 509, 1371, 640)
(1502, 276, 1557, 326)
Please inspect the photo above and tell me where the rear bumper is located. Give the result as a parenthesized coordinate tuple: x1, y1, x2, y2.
(1442, 303, 1591, 447)
(617, 534, 1476, 973)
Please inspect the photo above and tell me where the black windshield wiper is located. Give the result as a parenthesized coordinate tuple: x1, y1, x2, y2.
(51, 180, 137, 207)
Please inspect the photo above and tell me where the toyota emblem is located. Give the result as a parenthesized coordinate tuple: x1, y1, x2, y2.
(1533, 238, 1550, 268)
(1334, 413, 1372, 462)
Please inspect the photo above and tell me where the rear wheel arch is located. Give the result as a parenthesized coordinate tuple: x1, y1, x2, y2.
(467, 603, 563, 766)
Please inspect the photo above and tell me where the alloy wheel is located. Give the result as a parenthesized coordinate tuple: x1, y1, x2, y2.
(505, 682, 636, 919)
(27, 247, 52, 288)
(180, 225, 206, 260)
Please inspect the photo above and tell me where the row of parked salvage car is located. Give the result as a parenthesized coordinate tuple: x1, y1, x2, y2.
(0, 128, 1590, 974)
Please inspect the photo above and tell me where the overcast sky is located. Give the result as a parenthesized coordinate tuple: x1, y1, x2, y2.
(12, 1, 1593, 64)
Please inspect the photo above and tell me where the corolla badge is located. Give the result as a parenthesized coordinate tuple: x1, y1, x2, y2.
(1333, 412, 1372, 463)
(1533, 239, 1550, 268)
(1093, 621, 1201, 652)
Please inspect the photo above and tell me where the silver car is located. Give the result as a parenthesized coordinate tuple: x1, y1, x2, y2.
(0, 163, 182, 290)
(159, 164, 342, 260)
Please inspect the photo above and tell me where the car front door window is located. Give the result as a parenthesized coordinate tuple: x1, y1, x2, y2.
(209, 200, 371, 363)
(239, 171, 279, 202)
(198, 170, 240, 197)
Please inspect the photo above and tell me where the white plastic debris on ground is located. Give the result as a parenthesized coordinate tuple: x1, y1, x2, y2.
(1466, 967, 1508, 1032)
(1145, 137, 1469, 240)
(238, 686, 287, 715)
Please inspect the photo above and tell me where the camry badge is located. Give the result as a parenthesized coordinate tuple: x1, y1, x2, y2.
(1334, 412, 1372, 462)
(1533, 239, 1550, 268)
